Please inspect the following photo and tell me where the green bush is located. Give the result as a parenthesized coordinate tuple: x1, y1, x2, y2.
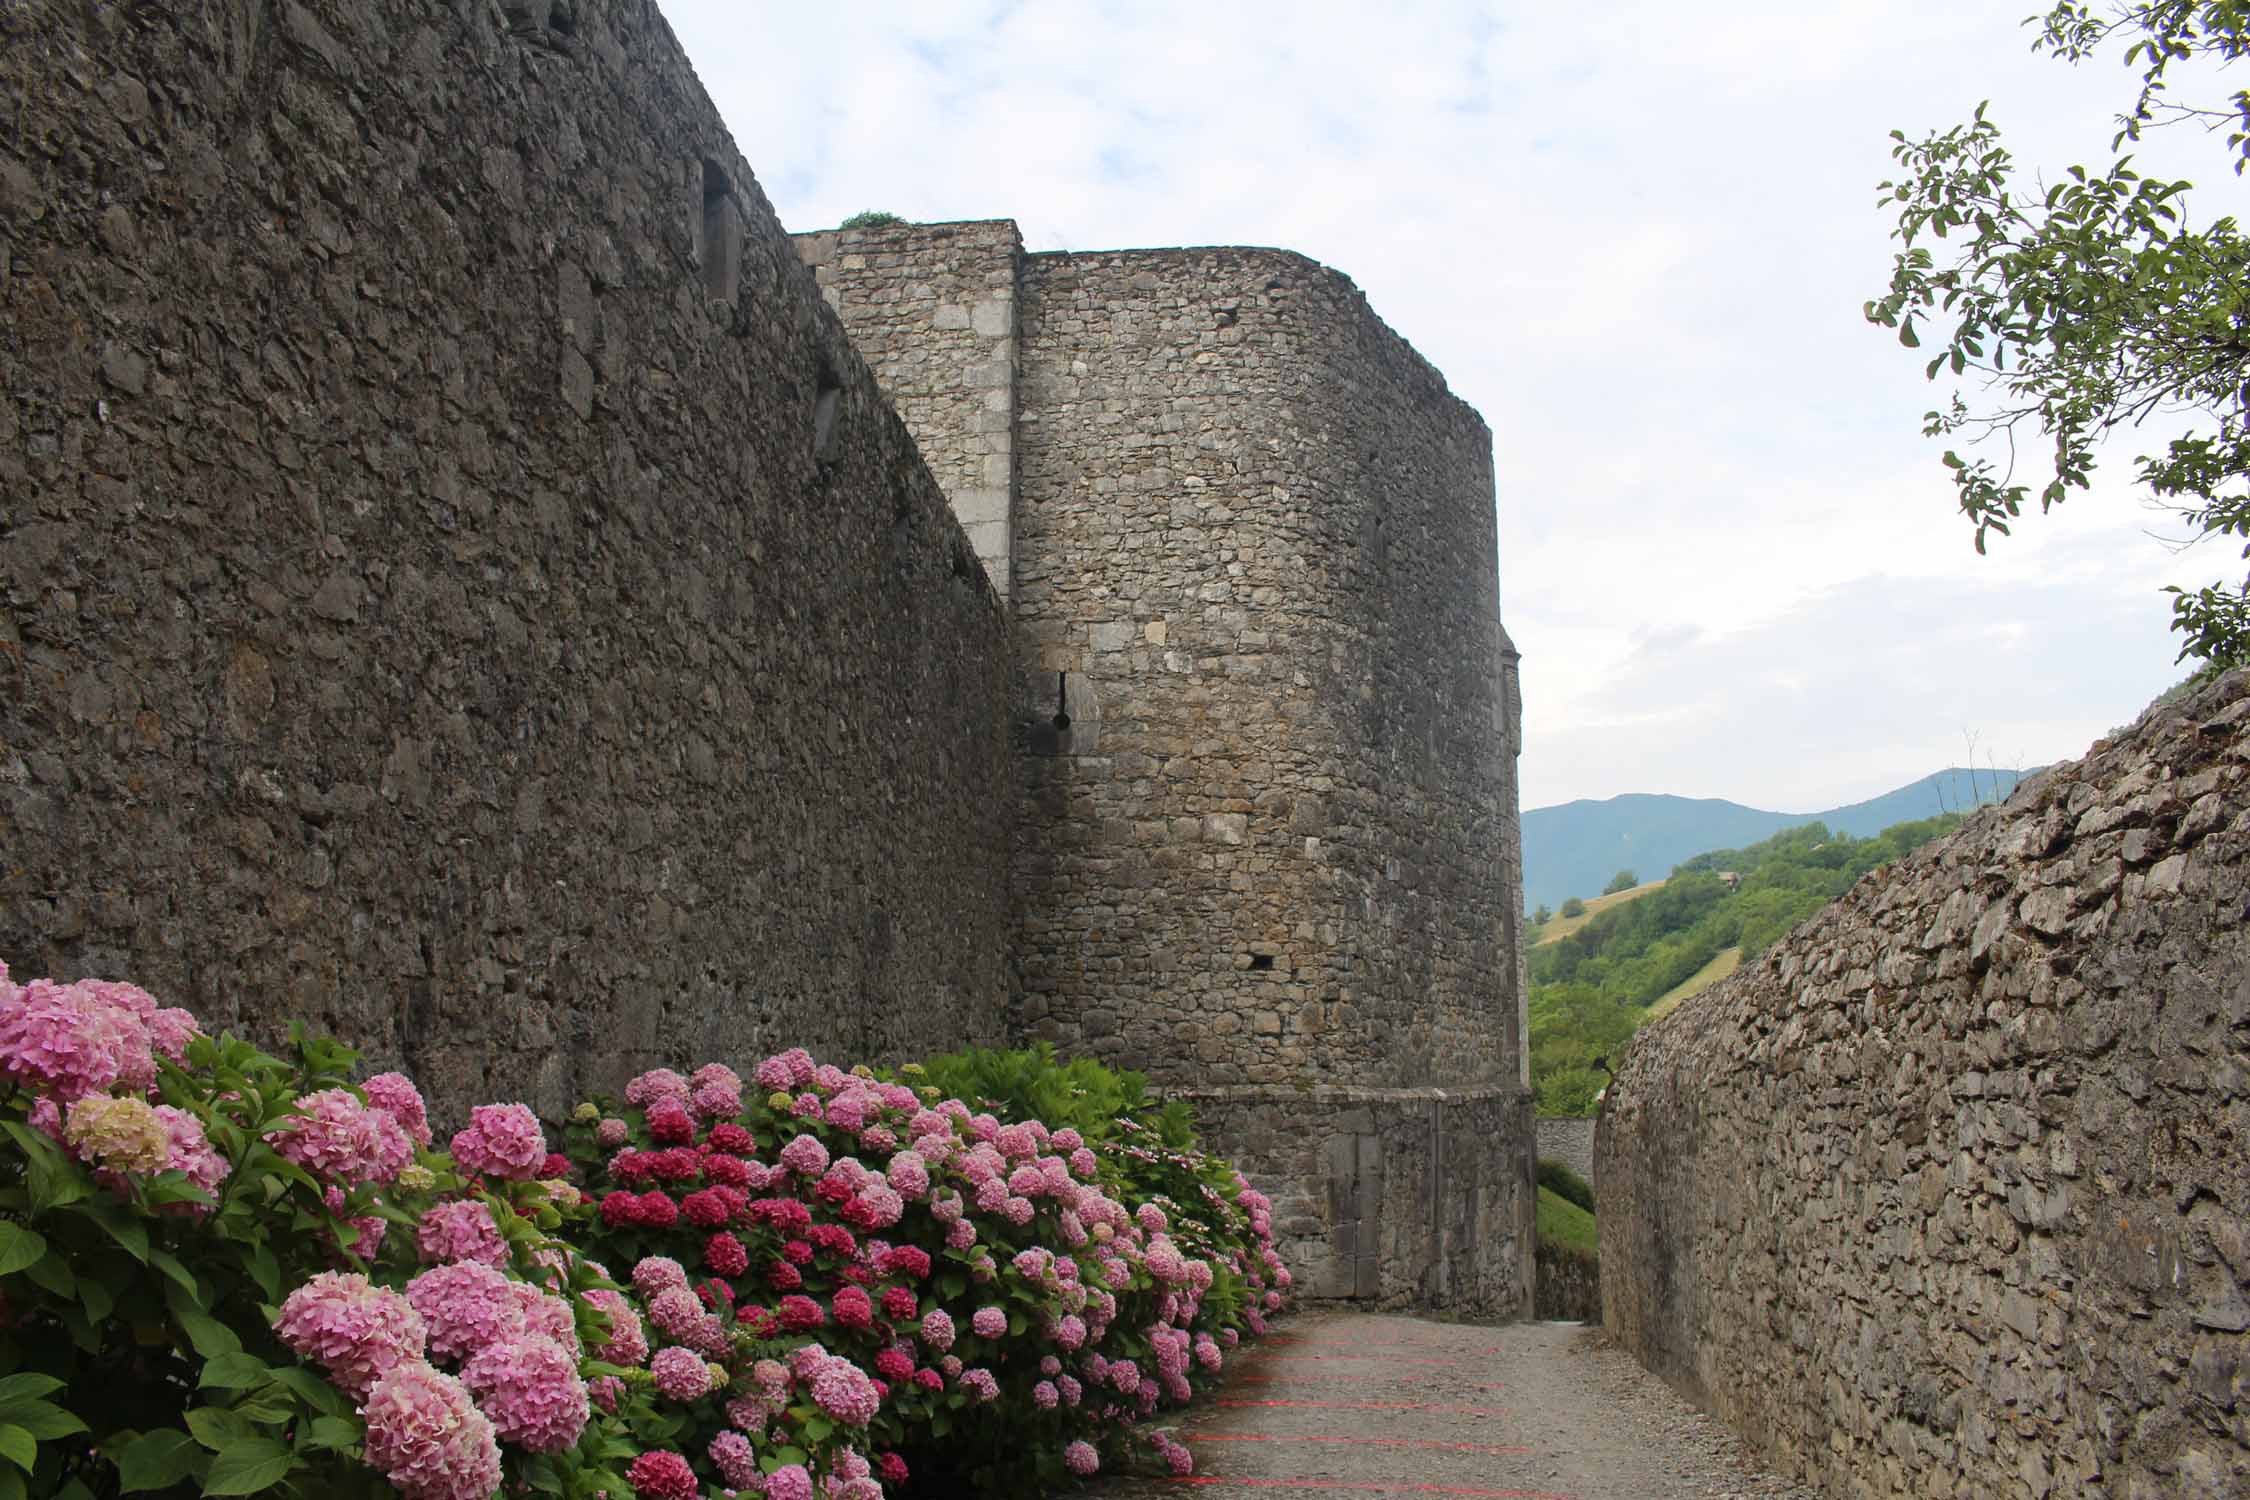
(1559, 897, 1587, 919)
(838, 211, 905, 230)
(1535, 1158, 1595, 1215)
(1602, 870, 1639, 895)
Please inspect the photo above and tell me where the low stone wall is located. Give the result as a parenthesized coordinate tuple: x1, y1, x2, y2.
(1597, 671, 2250, 1499)
(1536, 1243, 1599, 1322)
(1173, 1084, 1535, 1319)
(1536, 1116, 1598, 1193)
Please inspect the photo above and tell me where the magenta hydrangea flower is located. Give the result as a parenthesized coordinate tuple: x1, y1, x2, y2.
(762, 1463, 814, 1500)
(362, 1072, 434, 1147)
(406, 1262, 526, 1364)
(274, 1271, 428, 1399)
(709, 1430, 759, 1488)
(919, 1309, 955, 1352)
(625, 1450, 698, 1500)
(269, 1088, 412, 1186)
(416, 1200, 507, 1266)
(582, 1288, 650, 1367)
(362, 1361, 503, 1500)
(650, 1346, 715, 1402)
(450, 1103, 546, 1180)
(777, 1133, 829, 1177)
(809, 1355, 881, 1425)
(624, 1069, 692, 1108)
(460, 1334, 590, 1452)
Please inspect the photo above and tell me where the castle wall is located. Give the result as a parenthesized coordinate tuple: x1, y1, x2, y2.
(794, 220, 1022, 597)
(0, 0, 1014, 1119)
(1596, 672, 2250, 1499)
(1010, 247, 1525, 1094)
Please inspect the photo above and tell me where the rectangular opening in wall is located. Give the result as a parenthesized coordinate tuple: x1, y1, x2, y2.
(1248, 954, 1274, 971)
(700, 158, 741, 307)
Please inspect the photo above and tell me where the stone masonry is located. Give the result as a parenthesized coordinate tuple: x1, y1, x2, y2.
(1, 0, 1531, 1317)
(1597, 671, 2250, 1498)
(797, 222, 1534, 1315)
(0, 0, 1015, 1115)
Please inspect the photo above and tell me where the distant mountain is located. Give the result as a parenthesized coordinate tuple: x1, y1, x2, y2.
(1521, 767, 2033, 913)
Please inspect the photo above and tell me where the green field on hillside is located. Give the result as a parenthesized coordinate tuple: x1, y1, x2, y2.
(1536, 1186, 1597, 1254)
(1530, 813, 1967, 1115)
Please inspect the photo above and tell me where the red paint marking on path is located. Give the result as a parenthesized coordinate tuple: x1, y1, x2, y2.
(1217, 1399, 1509, 1418)
(1228, 1375, 1509, 1392)
(1257, 1356, 1472, 1368)
(1164, 1477, 1571, 1499)
(1196, 1434, 1534, 1457)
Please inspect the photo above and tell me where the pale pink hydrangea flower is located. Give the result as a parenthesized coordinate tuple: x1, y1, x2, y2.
(918, 1309, 955, 1352)
(945, 1218, 977, 1251)
(275, 1271, 428, 1399)
(1063, 1440, 1099, 1476)
(154, 1105, 229, 1206)
(884, 1149, 930, 1199)
(1033, 1379, 1058, 1409)
(632, 1255, 689, 1297)
(361, 1360, 503, 1500)
(809, 1354, 880, 1425)
(709, 1431, 759, 1488)
(777, 1133, 829, 1177)
(970, 1306, 1006, 1340)
(512, 1282, 580, 1352)
(763, 1463, 814, 1500)
(624, 1069, 691, 1108)
(362, 1072, 434, 1147)
(595, 1117, 629, 1149)
(583, 1287, 650, 1366)
(406, 1262, 527, 1363)
(269, 1088, 413, 1186)
(650, 1345, 715, 1401)
(958, 1367, 999, 1403)
(449, 1103, 545, 1180)
(461, 1334, 590, 1452)
(416, 1200, 507, 1266)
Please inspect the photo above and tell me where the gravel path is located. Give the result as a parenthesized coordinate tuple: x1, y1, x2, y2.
(1093, 1310, 1823, 1500)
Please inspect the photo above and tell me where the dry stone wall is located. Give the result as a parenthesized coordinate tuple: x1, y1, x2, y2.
(1597, 671, 2250, 1499)
(1010, 247, 1523, 1093)
(0, 0, 1013, 1119)
(794, 220, 1021, 597)
(1536, 1115, 1598, 1190)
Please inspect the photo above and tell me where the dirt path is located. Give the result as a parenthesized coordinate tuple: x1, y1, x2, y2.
(1095, 1310, 1821, 1500)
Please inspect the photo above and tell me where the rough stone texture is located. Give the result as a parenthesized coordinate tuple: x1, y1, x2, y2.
(1537, 1241, 1600, 1322)
(0, 0, 1014, 1119)
(794, 220, 1021, 597)
(1175, 1085, 1534, 1317)
(1597, 670, 2250, 1499)
(1009, 247, 1522, 1094)
(1538, 1114, 1599, 1190)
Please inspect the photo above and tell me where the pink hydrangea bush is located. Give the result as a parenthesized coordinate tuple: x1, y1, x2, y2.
(563, 1049, 1290, 1493)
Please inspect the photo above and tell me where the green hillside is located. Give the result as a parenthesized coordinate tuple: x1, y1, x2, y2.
(1529, 812, 1965, 1115)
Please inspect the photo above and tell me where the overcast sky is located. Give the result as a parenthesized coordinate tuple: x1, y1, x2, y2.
(659, 1, 2239, 812)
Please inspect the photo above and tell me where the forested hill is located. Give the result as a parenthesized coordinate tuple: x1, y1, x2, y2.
(1527, 812, 1967, 1115)
(1521, 766, 2031, 912)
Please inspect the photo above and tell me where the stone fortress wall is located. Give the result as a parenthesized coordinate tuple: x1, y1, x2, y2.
(0, 0, 1016, 1115)
(3, 0, 1532, 1318)
(796, 221, 1533, 1313)
(1597, 671, 2250, 1498)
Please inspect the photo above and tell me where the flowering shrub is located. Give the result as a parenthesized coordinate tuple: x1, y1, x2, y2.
(563, 1049, 1289, 1493)
(0, 964, 1288, 1500)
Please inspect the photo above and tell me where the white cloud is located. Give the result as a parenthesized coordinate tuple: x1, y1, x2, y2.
(660, 0, 2242, 812)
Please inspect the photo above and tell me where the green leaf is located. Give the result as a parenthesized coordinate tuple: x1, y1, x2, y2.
(22, 1251, 72, 1300)
(88, 1202, 150, 1262)
(300, 1416, 359, 1453)
(118, 1429, 205, 1494)
(800, 1415, 833, 1444)
(261, 1367, 347, 1417)
(198, 1353, 270, 1391)
(0, 1458, 21, 1500)
(0, 1426, 32, 1473)
(0, 1226, 44, 1279)
(79, 1274, 114, 1324)
(174, 1310, 241, 1360)
(202, 1438, 294, 1496)
(0, 1379, 61, 1407)
(0, 1401, 87, 1441)
(184, 1408, 248, 1453)
(244, 1245, 280, 1303)
(148, 1248, 199, 1297)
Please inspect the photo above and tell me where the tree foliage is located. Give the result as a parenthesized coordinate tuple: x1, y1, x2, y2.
(1602, 870, 1639, 895)
(1865, 2, 2250, 665)
(1529, 814, 1967, 1115)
